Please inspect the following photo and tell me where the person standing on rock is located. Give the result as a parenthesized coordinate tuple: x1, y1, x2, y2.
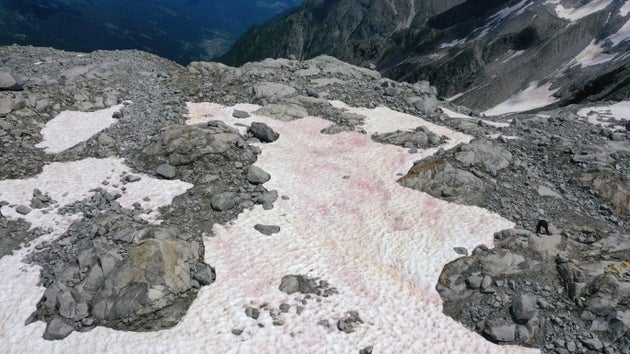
(536, 220, 551, 235)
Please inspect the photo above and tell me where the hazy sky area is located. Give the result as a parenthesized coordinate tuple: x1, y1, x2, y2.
(0, 0, 305, 63)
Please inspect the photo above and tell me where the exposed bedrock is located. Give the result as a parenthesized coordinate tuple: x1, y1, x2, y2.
(437, 227, 630, 353)
(28, 211, 215, 340)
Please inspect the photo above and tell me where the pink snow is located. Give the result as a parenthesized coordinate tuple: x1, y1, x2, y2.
(0, 102, 539, 353)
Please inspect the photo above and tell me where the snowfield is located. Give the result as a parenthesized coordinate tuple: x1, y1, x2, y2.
(577, 101, 630, 129)
(0, 102, 538, 353)
(35, 103, 127, 153)
(484, 81, 559, 116)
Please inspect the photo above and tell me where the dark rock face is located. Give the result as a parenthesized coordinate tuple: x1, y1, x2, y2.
(223, 0, 630, 112)
(221, 0, 465, 66)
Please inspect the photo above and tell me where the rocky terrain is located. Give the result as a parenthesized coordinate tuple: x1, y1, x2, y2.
(222, 0, 630, 112)
(0, 44, 628, 353)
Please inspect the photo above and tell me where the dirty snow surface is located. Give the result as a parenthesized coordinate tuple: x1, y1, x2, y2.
(577, 101, 630, 128)
(484, 81, 559, 116)
(0, 102, 537, 353)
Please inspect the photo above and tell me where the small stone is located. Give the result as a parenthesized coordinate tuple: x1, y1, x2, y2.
(317, 319, 330, 328)
(272, 319, 284, 326)
(123, 175, 141, 183)
(254, 224, 281, 236)
(279, 275, 301, 294)
(232, 109, 250, 119)
(231, 328, 243, 336)
(465, 273, 483, 289)
(296, 306, 304, 315)
(245, 306, 260, 320)
(453, 247, 468, 256)
(156, 164, 176, 179)
(279, 303, 290, 313)
(15, 205, 31, 215)
(359, 346, 374, 354)
(211, 192, 236, 211)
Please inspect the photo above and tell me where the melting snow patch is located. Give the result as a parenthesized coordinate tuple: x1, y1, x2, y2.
(440, 38, 466, 48)
(577, 101, 630, 127)
(484, 81, 559, 116)
(35, 103, 127, 153)
(609, 17, 630, 46)
(554, 0, 614, 21)
(0, 157, 192, 232)
(440, 106, 510, 128)
(570, 40, 614, 67)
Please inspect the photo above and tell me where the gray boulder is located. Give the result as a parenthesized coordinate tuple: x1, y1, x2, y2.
(484, 322, 516, 342)
(43, 316, 75, 340)
(254, 224, 281, 235)
(252, 82, 296, 99)
(211, 192, 236, 211)
(0, 72, 22, 91)
(248, 122, 279, 143)
(510, 294, 538, 323)
(91, 236, 201, 321)
(156, 164, 176, 179)
(246, 166, 271, 184)
(454, 138, 512, 176)
(232, 109, 250, 118)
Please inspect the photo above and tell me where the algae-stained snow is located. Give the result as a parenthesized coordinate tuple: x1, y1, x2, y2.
(0, 102, 537, 353)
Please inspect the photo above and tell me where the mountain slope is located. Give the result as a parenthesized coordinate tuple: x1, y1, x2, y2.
(0, 0, 302, 64)
(221, 0, 630, 113)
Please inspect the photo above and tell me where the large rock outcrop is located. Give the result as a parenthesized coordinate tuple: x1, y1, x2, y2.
(438, 227, 630, 353)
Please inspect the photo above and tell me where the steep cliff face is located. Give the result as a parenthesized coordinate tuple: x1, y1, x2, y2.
(222, 0, 630, 112)
(219, 0, 466, 66)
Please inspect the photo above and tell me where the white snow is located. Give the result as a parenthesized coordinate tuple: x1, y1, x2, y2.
(475, 0, 531, 39)
(35, 103, 126, 153)
(501, 50, 525, 63)
(577, 101, 630, 127)
(0, 101, 539, 353)
(440, 38, 467, 48)
(622, 1, 630, 17)
(440, 106, 510, 128)
(608, 17, 630, 46)
(330, 100, 473, 146)
(484, 81, 559, 116)
(0, 157, 192, 238)
(554, 0, 613, 21)
(570, 39, 614, 67)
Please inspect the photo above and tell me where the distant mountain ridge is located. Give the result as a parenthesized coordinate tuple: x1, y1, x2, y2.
(0, 0, 303, 64)
(221, 0, 630, 113)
